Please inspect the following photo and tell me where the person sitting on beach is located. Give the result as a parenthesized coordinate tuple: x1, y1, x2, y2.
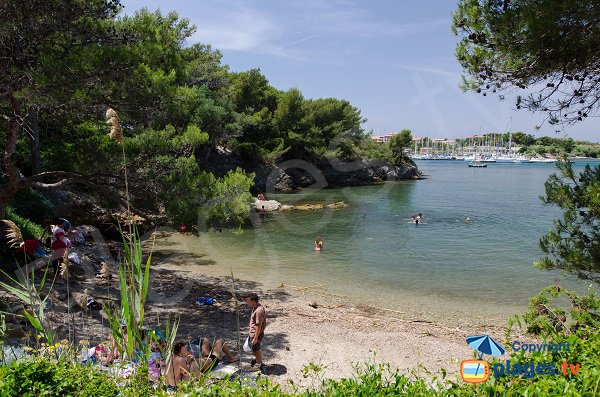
(257, 192, 266, 201)
(165, 339, 237, 389)
(94, 339, 119, 366)
(314, 236, 324, 250)
(148, 340, 168, 382)
(165, 342, 197, 389)
(198, 338, 237, 371)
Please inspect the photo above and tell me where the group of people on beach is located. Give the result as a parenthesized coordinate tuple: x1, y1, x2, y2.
(88, 292, 267, 390)
(166, 292, 267, 389)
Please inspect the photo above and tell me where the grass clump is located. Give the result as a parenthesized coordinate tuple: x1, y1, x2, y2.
(5, 206, 44, 241)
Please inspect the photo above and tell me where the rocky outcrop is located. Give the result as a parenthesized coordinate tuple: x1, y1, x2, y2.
(252, 158, 421, 193)
(200, 146, 422, 193)
(251, 199, 349, 212)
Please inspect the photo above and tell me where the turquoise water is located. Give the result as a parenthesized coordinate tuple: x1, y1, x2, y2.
(157, 160, 599, 325)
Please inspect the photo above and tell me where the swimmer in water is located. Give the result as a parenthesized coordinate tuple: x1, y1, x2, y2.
(464, 216, 473, 224)
(314, 236, 323, 251)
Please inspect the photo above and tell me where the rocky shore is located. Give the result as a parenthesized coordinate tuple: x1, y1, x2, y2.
(200, 147, 422, 193)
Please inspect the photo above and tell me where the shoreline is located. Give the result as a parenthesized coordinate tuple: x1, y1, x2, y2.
(1, 227, 521, 388)
(151, 258, 512, 386)
(151, 230, 529, 330)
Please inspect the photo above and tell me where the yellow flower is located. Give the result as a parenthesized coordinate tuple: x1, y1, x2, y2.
(79, 340, 90, 346)
(23, 346, 34, 352)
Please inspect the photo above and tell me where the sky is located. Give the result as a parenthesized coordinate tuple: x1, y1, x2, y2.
(121, 0, 599, 141)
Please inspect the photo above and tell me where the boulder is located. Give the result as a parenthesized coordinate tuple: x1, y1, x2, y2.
(250, 199, 281, 212)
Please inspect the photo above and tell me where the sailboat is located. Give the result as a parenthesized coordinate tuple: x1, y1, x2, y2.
(468, 153, 487, 167)
(468, 160, 487, 168)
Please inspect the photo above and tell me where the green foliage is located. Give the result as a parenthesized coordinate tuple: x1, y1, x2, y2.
(1, 0, 404, 230)
(1, 331, 599, 397)
(518, 285, 599, 336)
(0, 357, 121, 397)
(453, 0, 600, 125)
(508, 132, 536, 146)
(40, 121, 120, 176)
(0, 0, 123, 116)
(537, 160, 600, 281)
(5, 207, 44, 241)
(389, 130, 413, 164)
(160, 156, 215, 226)
(104, 228, 153, 362)
(208, 168, 255, 227)
(228, 69, 278, 115)
(358, 137, 394, 163)
(7, 190, 54, 224)
(0, 266, 55, 345)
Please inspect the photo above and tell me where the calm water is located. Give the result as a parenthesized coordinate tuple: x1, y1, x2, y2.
(156, 160, 599, 326)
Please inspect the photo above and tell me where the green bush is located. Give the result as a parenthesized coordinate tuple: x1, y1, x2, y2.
(235, 142, 263, 166)
(8, 189, 55, 224)
(1, 337, 598, 397)
(0, 357, 121, 397)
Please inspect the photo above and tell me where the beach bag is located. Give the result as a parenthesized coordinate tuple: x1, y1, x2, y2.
(243, 336, 252, 353)
(195, 297, 215, 306)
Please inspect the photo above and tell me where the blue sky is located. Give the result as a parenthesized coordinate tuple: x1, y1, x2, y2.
(121, 0, 598, 141)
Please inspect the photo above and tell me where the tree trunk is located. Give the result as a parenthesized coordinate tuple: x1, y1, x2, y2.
(27, 106, 43, 174)
(2, 95, 22, 218)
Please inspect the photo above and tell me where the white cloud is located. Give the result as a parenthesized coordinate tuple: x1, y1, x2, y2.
(188, 0, 449, 61)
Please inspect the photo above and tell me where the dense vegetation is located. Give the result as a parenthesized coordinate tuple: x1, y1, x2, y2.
(537, 160, 600, 281)
(0, 0, 405, 231)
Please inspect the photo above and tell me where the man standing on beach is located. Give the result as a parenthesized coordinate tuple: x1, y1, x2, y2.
(244, 292, 266, 373)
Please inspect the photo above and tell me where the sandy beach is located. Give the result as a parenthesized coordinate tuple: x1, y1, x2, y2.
(1, 228, 513, 388)
(148, 263, 509, 387)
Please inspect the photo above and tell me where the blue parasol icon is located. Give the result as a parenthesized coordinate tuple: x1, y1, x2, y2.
(466, 335, 505, 358)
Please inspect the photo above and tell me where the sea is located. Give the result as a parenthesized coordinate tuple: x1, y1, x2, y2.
(153, 160, 599, 327)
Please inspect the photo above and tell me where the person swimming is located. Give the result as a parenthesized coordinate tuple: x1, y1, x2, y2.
(464, 216, 473, 224)
(314, 236, 323, 251)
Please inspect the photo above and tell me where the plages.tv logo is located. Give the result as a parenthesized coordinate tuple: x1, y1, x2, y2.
(460, 335, 504, 384)
(460, 335, 582, 384)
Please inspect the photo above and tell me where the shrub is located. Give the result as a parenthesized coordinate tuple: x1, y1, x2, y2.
(5, 207, 44, 240)
(0, 357, 120, 397)
(7, 189, 54, 224)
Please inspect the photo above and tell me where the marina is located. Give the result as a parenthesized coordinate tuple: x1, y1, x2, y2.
(408, 135, 559, 163)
